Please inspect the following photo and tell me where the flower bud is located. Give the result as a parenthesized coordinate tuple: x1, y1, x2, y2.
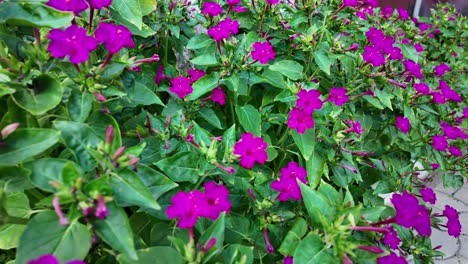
(53, 196, 69, 226)
(106, 125, 114, 145)
(95, 195, 109, 219)
(1, 123, 20, 139)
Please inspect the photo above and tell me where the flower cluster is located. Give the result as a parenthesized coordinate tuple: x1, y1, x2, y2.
(271, 162, 308, 201)
(443, 205, 462, 237)
(362, 28, 403, 67)
(287, 89, 322, 134)
(207, 18, 240, 42)
(233, 132, 268, 169)
(166, 182, 231, 229)
(431, 121, 467, 156)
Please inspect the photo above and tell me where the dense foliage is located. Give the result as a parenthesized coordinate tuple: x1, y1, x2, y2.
(0, 0, 466, 263)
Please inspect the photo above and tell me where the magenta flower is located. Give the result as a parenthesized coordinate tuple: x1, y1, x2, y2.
(356, 7, 374, 19)
(439, 80, 461, 102)
(391, 191, 431, 236)
(365, 28, 385, 46)
(448, 146, 463, 157)
(397, 8, 409, 20)
(47, 25, 97, 65)
(363, 46, 386, 67)
(210, 87, 226, 105)
(46, 0, 88, 14)
(271, 162, 308, 201)
(403, 60, 423, 79)
(414, 82, 430, 95)
(440, 122, 467, 140)
(251, 42, 276, 64)
(265, 0, 279, 4)
(86, 0, 111, 9)
(287, 108, 315, 134)
(202, 2, 223, 17)
(395, 116, 410, 134)
(432, 135, 448, 151)
(170, 76, 193, 99)
(296, 89, 323, 113)
(283, 256, 294, 264)
(233, 132, 268, 169)
(345, 120, 363, 136)
(388, 47, 403, 60)
(365, 0, 378, 7)
(383, 226, 401, 249)
(377, 252, 407, 264)
(95, 22, 134, 54)
(155, 65, 169, 85)
(226, 0, 240, 5)
(204, 182, 231, 220)
(380, 7, 394, 19)
(187, 69, 206, 82)
(343, 0, 358, 7)
(207, 25, 231, 42)
(434, 63, 451, 77)
(52, 196, 69, 226)
(95, 195, 109, 219)
(443, 205, 461, 237)
(233, 5, 248, 12)
(414, 43, 424, 52)
(420, 188, 436, 204)
(28, 254, 86, 264)
(218, 18, 240, 35)
(166, 190, 210, 229)
(327, 87, 348, 106)
(431, 92, 446, 104)
(431, 163, 440, 170)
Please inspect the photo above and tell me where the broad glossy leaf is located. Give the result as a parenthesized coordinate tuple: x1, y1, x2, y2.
(0, 166, 33, 192)
(291, 129, 314, 161)
(293, 233, 337, 263)
(137, 165, 178, 200)
(117, 246, 183, 264)
(87, 111, 122, 151)
(110, 0, 156, 29)
(0, 128, 59, 166)
(318, 180, 341, 206)
(0, 224, 26, 249)
(187, 34, 215, 50)
(68, 90, 93, 122)
(186, 72, 220, 101)
(95, 202, 138, 260)
(12, 75, 63, 115)
(235, 105, 262, 136)
(199, 214, 225, 263)
(0, 3, 73, 28)
(53, 121, 101, 171)
(0, 85, 15, 98)
(16, 211, 91, 264)
(313, 50, 331, 75)
(25, 158, 69, 192)
(199, 107, 223, 129)
(299, 182, 335, 226)
(190, 53, 218, 66)
(5, 192, 31, 218)
(223, 244, 254, 264)
(125, 82, 164, 107)
(269, 60, 304, 80)
(111, 169, 161, 210)
(278, 218, 308, 256)
(306, 151, 325, 189)
(155, 152, 201, 183)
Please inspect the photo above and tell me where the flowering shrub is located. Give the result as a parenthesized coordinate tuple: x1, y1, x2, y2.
(0, 0, 466, 264)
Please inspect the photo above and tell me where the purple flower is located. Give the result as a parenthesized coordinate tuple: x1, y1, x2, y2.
(95, 195, 109, 219)
(395, 116, 410, 134)
(365, 0, 378, 7)
(377, 252, 407, 264)
(443, 205, 462, 237)
(434, 63, 451, 77)
(210, 87, 226, 105)
(233, 5, 248, 12)
(327, 87, 348, 106)
(388, 47, 403, 60)
(414, 82, 430, 95)
(187, 69, 206, 82)
(439, 80, 461, 102)
(448, 146, 463, 157)
(46, 0, 88, 14)
(226, 0, 240, 5)
(207, 25, 231, 42)
(365, 28, 385, 45)
(383, 226, 401, 249)
(356, 7, 374, 19)
(420, 188, 437, 204)
(251, 42, 276, 64)
(287, 108, 315, 134)
(431, 163, 440, 170)
(296, 89, 323, 113)
(283, 256, 294, 264)
(47, 25, 97, 65)
(346, 120, 363, 136)
(271, 162, 308, 201)
(166, 190, 211, 229)
(403, 60, 423, 80)
(204, 182, 231, 220)
(363, 46, 386, 67)
(265, 0, 279, 4)
(218, 18, 240, 35)
(391, 191, 431, 236)
(233, 132, 268, 169)
(414, 43, 424, 52)
(431, 92, 446, 104)
(202, 2, 223, 17)
(380, 7, 394, 19)
(170, 76, 193, 99)
(28, 254, 86, 264)
(419, 23, 430, 32)
(440, 122, 467, 140)
(95, 22, 134, 54)
(343, 0, 358, 7)
(432, 135, 448, 151)
(86, 0, 112, 9)
(397, 8, 409, 20)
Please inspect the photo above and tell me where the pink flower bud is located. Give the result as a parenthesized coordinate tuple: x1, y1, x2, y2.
(1, 123, 20, 139)
(53, 196, 69, 226)
(202, 238, 217, 252)
(93, 92, 106, 102)
(106, 125, 114, 145)
(95, 195, 109, 219)
(112, 146, 126, 160)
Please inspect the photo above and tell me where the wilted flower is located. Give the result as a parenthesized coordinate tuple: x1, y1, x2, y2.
(95, 195, 109, 219)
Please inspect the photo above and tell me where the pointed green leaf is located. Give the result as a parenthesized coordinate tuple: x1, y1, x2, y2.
(186, 72, 220, 101)
(235, 105, 262, 136)
(269, 60, 304, 80)
(117, 246, 183, 264)
(313, 50, 331, 75)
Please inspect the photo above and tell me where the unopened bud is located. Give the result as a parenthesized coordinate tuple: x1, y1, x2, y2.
(95, 195, 109, 219)
(202, 238, 217, 253)
(53, 196, 69, 226)
(112, 146, 126, 160)
(106, 125, 114, 145)
(1, 123, 19, 139)
(93, 92, 106, 102)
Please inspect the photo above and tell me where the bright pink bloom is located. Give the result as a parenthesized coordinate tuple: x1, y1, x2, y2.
(207, 25, 231, 42)
(233, 132, 268, 169)
(395, 116, 410, 134)
(187, 69, 206, 82)
(327, 87, 348, 106)
(47, 25, 97, 65)
(265, 0, 279, 4)
(210, 87, 226, 105)
(434, 63, 451, 77)
(346, 120, 363, 136)
(432, 135, 448, 151)
(383, 226, 401, 249)
(283, 256, 294, 264)
(287, 108, 315, 134)
(226, 0, 240, 5)
(166, 190, 210, 229)
(440, 122, 467, 140)
(439, 80, 461, 102)
(363, 46, 385, 67)
(414, 82, 430, 94)
(356, 7, 374, 19)
(443, 205, 462, 237)
(204, 182, 231, 220)
(397, 8, 409, 20)
(431, 92, 446, 104)
(28, 254, 86, 264)
(391, 191, 431, 236)
(365, 0, 378, 7)
(403, 60, 423, 79)
(381, 7, 394, 19)
(95, 22, 134, 54)
(233, 5, 248, 12)
(271, 162, 308, 201)
(388, 47, 403, 60)
(414, 43, 424, 52)
(448, 146, 463, 157)
(431, 163, 440, 170)
(251, 42, 276, 64)
(419, 23, 430, 32)
(365, 28, 385, 45)
(46, 0, 88, 14)
(377, 252, 407, 264)
(202, 2, 223, 16)
(170, 76, 193, 98)
(343, 0, 358, 7)
(296, 89, 323, 113)
(219, 18, 240, 35)
(86, 0, 112, 9)
(420, 188, 436, 204)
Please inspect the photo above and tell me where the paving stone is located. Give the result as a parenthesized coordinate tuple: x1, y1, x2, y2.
(433, 191, 468, 213)
(434, 257, 468, 264)
(431, 228, 460, 258)
(459, 234, 468, 259)
(454, 186, 468, 209)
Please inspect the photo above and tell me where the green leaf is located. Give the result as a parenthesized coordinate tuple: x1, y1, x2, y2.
(111, 169, 161, 210)
(0, 128, 60, 166)
(0, 166, 33, 192)
(291, 129, 314, 161)
(299, 182, 335, 226)
(0, 224, 26, 249)
(223, 244, 254, 264)
(261, 69, 287, 89)
(68, 90, 93, 122)
(0, 3, 73, 28)
(110, 0, 156, 29)
(95, 203, 138, 260)
(269, 60, 304, 80)
(155, 152, 201, 183)
(185, 72, 220, 101)
(235, 105, 262, 136)
(0, 86, 15, 98)
(16, 211, 91, 264)
(117, 246, 183, 264)
(187, 34, 215, 50)
(293, 233, 337, 263)
(374, 88, 393, 110)
(399, 44, 419, 63)
(53, 121, 101, 171)
(61, 162, 82, 187)
(278, 218, 308, 256)
(126, 82, 164, 107)
(5, 192, 31, 219)
(190, 53, 218, 66)
(87, 112, 122, 152)
(12, 75, 63, 115)
(100, 62, 128, 82)
(137, 165, 178, 200)
(313, 50, 331, 75)
(199, 214, 225, 263)
(318, 181, 342, 206)
(199, 107, 223, 129)
(306, 151, 325, 189)
(25, 158, 68, 192)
